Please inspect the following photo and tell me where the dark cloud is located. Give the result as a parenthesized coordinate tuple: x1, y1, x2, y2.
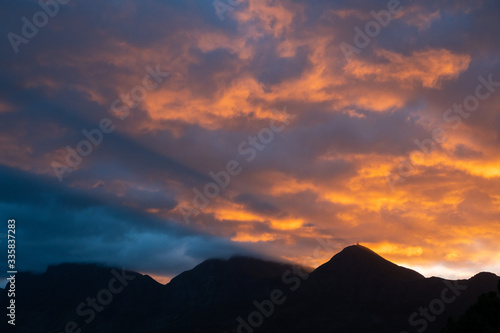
(1, 0, 500, 279)
(235, 193, 282, 216)
(0, 165, 255, 278)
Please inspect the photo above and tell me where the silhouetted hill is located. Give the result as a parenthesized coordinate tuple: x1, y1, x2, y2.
(153, 256, 304, 332)
(261, 246, 499, 333)
(1, 263, 164, 333)
(313, 244, 425, 282)
(1, 246, 498, 333)
(441, 278, 500, 333)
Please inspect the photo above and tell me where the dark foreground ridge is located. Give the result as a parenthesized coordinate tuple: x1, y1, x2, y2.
(1, 245, 498, 333)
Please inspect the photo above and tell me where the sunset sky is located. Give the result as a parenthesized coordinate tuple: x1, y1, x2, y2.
(1, 0, 499, 283)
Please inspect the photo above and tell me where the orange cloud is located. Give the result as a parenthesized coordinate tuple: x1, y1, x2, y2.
(345, 48, 471, 88)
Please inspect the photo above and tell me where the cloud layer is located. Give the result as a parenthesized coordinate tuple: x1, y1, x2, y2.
(1, 0, 499, 280)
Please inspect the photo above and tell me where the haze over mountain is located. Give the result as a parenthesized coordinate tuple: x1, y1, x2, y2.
(1, 245, 498, 333)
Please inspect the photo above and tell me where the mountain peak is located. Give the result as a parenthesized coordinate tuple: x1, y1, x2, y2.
(329, 244, 391, 264)
(312, 244, 424, 282)
(339, 243, 378, 254)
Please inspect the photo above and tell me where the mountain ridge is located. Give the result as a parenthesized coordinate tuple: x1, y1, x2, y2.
(1, 245, 498, 333)
(312, 244, 425, 282)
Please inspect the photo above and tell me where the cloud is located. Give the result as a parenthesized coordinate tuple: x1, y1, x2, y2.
(345, 48, 471, 88)
(0, 165, 258, 278)
(0, 0, 499, 281)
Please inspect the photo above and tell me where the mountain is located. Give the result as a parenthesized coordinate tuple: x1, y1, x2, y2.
(1, 245, 498, 333)
(261, 245, 499, 333)
(1, 263, 164, 333)
(312, 244, 425, 282)
(153, 256, 308, 332)
(0, 257, 304, 333)
(441, 279, 500, 333)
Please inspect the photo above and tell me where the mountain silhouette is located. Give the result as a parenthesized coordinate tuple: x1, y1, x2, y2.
(312, 244, 424, 283)
(441, 279, 500, 333)
(260, 246, 499, 332)
(1, 245, 498, 333)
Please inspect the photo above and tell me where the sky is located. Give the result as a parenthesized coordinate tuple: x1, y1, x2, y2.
(0, 0, 499, 284)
